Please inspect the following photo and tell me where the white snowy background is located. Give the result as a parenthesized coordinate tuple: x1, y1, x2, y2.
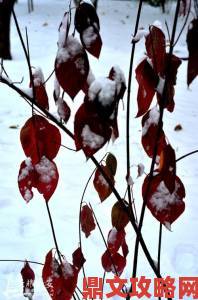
(0, 0, 197, 299)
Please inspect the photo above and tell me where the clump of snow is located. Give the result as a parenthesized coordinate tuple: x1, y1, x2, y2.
(156, 76, 165, 95)
(137, 163, 145, 177)
(56, 36, 84, 67)
(58, 12, 70, 48)
(62, 259, 74, 278)
(142, 106, 160, 136)
(23, 188, 33, 203)
(18, 158, 34, 182)
(97, 173, 109, 188)
(132, 28, 149, 42)
(150, 180, 180, 212)
(81, 0, 94, 6)
(152, 20, 163, 30)
(110, 65, 126, 97)
(32, 67, 45, 86)
(54, 77, 60, 100)
(127, 175, 134, 186)
(81, 125, 104, 149)
(82, 26, 98, 48)
(108, 227, 118, 244)
(88, 77, 116, 106)
(35, 156, 56, 184)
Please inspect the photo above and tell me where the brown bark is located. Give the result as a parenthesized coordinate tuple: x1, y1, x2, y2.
(0, 0, 16, 60)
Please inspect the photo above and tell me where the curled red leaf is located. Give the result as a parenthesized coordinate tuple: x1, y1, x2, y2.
(107, 227, 126, 253)
(145, 25, 166, 75)
(141, 107, 167, 158)
(81, 25, 102, 58)
(72, 247, 86, 270)
(80, 204, 96, 238)
(135, 58, 158, 117)
(21, 261, 35, 299)
(187, 19, 198, 86)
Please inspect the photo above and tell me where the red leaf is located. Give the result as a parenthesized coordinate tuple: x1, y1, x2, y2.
(18, 157, 59, 202)
(135, 59, 158, 117)
(93, 164, 115, 202)
(20, 115, 61, 165)
(21, 261, 35, 298)
(74, 1, 100, 34)
(80, 204, 96, 238)
(142, 175, 185, 227)
(141, 107, 167, 158)
(74, 102, 112, 157)
(145, 26, 166, 75)
(81, 25, 102, 58)
(42, 250, 78, 300)
(122, 238, 129, 258)
(31, 67, 49, 110)
(158, 144, 176, 193)
(72, 247, 86, 270)
(35, 157, 59, 201)
(111, 201, 129, 230)
(57, 99, 71, 123)
(55, 36, 89, 99)
(187, 19, 198, 86)
(18, 159, 35, 203)
(107, 227, 126, 253)
(101, 250, 126, 276)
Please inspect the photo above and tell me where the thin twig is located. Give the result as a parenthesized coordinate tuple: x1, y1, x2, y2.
(0, 259, 43, 266)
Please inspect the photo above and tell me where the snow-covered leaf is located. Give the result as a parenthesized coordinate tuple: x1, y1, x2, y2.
(55, 35, 89, 99)
(21, 261, 35, 300)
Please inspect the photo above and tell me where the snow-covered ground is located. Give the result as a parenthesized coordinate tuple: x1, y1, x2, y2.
(0, 0, 197, 299)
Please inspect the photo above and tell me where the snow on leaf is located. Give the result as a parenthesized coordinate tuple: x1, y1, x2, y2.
(142, 175, 185, 226)
(108, 65, 126, 100)
(80, 204, 96, 238)
(20, 115, 61, 165)
(31, 67, 49, 110)
(18, 159, 35, 203)
(145, 25, 166, 75)
(107, 227, 126, 253)
(74, 102, 112, 156)
(74, 0, 100, 34)
(21, 261, 35, 300)
(57, 98, 71, 123)
(93, 164, 115, 202)
(35, 156, 59, 201)
(55, 35, 89, 99)
(135, 58, 158, 117)
(187, 19, 198, 86)
(141, 107, 167, 158)
(111, 201, 129, 230)
(158, 144, 176, 193)
(81, 25, 102, 58)
(42, 250, 78, 300)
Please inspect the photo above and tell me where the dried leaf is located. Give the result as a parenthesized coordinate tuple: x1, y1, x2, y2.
(93, 164, 115, 202)
(106, 153, 117, 176)
(111, 201, 129, 230)
(187, 19, 198, 86)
